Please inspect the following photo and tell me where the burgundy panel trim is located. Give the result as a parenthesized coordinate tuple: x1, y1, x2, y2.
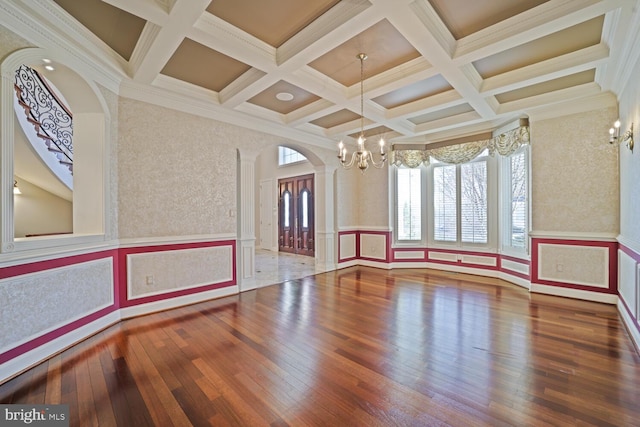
(0, 249, 117, 279)
(619, 243, 640, 263)
(0, 241, 237, 365)
(0, 305, 116, 364)
(0, 250, 119, 365)
(531, 238, 618, 294)
(119, 240, 237, 307)
(338, 231, 359, 262)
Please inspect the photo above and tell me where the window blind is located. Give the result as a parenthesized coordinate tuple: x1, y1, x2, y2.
(433, 165, 457, 241)
(396, 168, 422, 240)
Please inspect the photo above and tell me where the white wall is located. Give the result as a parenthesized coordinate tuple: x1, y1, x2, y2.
(617, 50, 640, 347)
(14, 177, 72, 238)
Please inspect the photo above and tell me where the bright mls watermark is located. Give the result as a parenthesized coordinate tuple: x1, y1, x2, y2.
(0, 405, 68, 426)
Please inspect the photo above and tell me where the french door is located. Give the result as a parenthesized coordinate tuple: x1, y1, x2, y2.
(278, 174, 314, 257)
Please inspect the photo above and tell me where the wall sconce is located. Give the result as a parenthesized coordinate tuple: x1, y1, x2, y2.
(609, 120, 634, 152)
(13, 180, 21, 195)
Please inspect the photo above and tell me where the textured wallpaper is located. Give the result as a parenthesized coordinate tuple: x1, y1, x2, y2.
(336, 167, 359, 228)
(357, 165, 390, 228)
(127, 245, 233, 299)
(99, 85, 119, 240)
(0, 258, 113, 351)
(0, 26, 34, 58)
(531, 107, 619, 234)
(118, 98, 237, 238)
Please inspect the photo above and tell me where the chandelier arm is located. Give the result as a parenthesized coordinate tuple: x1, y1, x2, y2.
(340, 151, 357, 169)
(370, 153, 387, 168)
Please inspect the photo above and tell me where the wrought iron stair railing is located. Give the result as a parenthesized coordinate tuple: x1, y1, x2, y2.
(14, 64, 73, 173)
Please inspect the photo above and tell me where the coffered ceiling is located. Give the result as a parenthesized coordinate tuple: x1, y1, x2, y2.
(10, 0, 637, 149)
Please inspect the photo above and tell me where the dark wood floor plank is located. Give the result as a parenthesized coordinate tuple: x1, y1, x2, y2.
(2, 266, 640, 426)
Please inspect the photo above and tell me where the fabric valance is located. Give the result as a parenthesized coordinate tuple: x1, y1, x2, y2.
(391, 124, 530, 168)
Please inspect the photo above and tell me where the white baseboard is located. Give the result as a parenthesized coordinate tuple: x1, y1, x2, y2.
(120, 285, 239, 319)
(618, 299, 640, 353)
(498, 271, 531, 290)
(531, 283, 618, 304)
(0, 311, 121, 385)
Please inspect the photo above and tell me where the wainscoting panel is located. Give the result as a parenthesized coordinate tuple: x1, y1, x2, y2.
(393, 250, 425, 260)
(360, 233, 387, 261)
(501, 258, 530, 276)
(460, 254, 497, 267)
(428, 251, 458, 263)
(0, 258, 114, 354)
(127, 245, 233, 300)
(637, 263, 640, 321)
(339, 233, 357, 261)
(537, 243, 610, 289)
(618, 249, 637, 317)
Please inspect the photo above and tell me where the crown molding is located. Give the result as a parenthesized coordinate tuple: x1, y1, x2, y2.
(526, 91, 617, 121)
(0, 0, 124, 93)
(606, 0, 640, 95)
(119, 78, 333, 149)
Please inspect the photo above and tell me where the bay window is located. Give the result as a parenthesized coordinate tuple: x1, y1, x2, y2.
(392, 121, 529, 253)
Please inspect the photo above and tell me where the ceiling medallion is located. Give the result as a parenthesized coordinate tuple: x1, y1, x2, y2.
(276, 92, 294, 101)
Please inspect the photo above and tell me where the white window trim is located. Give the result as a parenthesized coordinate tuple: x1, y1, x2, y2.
(427, 154, 498, 251)
(393, 165, 427, 247)
(499, 146, 530, 258)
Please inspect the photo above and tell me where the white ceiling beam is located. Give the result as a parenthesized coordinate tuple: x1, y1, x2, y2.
(131, 0, 210, 84)
(481, 43, 610, 96)
(454, 0, 626, 63)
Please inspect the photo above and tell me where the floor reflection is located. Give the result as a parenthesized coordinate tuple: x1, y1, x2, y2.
(254, 249, 326, 288)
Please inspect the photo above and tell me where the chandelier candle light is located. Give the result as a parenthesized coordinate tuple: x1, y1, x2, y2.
(609, 119, 634, 152)
(337, 53, 387, 172)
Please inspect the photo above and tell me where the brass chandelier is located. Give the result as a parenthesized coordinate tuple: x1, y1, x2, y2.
(337, 53, 387, 172)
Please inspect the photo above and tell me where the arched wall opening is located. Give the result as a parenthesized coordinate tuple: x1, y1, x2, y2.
(237, 141, 337, 291)
(1, 48, 109, 253)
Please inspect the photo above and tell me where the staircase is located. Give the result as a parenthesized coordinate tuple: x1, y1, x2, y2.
(14, 64, 73, 174)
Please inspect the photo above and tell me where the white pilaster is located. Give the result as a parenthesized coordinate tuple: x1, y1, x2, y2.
(237, 149, 257, 291)
(314, 165, 337, 271)
(1, 56, 16, 253)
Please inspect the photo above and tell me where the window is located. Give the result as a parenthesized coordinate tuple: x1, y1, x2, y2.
(301, 189, 309, 228)
(503, 148, 529, 251)
(392, 129, 527, 254)
(283, 191, 291, 227)
(433, 164, 457, 242)
(278, 147, 306, 166)
(460, 161, 487, 243)
(396, 167, 423, 241)
(432, 156, 489, 245)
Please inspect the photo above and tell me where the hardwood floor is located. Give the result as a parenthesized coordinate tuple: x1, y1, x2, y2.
(2, 267, 640, 426)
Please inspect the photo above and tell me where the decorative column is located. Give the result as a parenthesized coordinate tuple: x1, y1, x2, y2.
(314, 164, 338, 271)
(1, 58, 15, 253)
(237, 149, 258, 292)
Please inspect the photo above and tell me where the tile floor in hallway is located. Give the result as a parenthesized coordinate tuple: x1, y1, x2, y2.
(254, 249, 327, 288)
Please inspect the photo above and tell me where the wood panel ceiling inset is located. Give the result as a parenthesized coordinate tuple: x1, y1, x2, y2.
(161, 39, 252, 92)
(206, 0, 340, 47)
